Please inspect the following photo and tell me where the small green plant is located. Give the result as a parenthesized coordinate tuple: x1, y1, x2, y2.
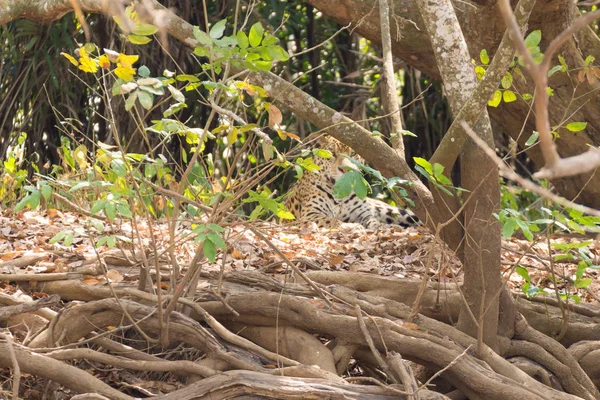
(243, 188, 294, 221)
(192, 223, 227, 262)
(0, 133, 28, 205)
(413, 157, 458, 198)
(331, 155, 415, 206)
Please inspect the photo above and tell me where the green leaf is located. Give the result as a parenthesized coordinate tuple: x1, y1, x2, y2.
(354, 177, 369, 199)
(127, 34, 152, 45)
(64, 232, 74, 246)
(479, 49, 489, 65)
(584, 55, 595, 67)
(249, 22, 264, 47)
(208, 223, 225, 232)
(475, 65, 485, 80)
(488, 90, 502, 107)
(207, 232, 227, 249)
(262, 34, 278, 46)
(515, 265, 530, 281)
(254, 61, 273, 71)
(524, 30, 541, 49)
(125, 91, 138, 111)
(210, 19, 227, 39)
(204, 239, 217, 262)
(398, 129, 417, 137)
(433, 163, 444, 178)
(90, 199, 107, 215)
(138, 65, 151, 77)
(333, 171, 355, 198)
(525, 131, 539, 146)
(27, 191, 41, 210)
(132, 23, 158, 36)
(194, 46, 210, 58)
(40, 184, 52, 201)
(522, 93, 533, 101)
(237, 31, 249, 49)
(117, 204, 132, 218)
(312, 149, 333, 159)
(413, 157, 433, 175)
(137, 90, 154, 110)
(167, 85, 185, 102)
(548, 65, 562, 77)
(565, 122, 587, 132)
(105, 202, 116, 221)
(193, 26, 212, 46)
(501, 72, 513, 89)
(502, 219, 517, 238)
(475, 66, 486, 80)
(433, 163, 452, 185)
(503, 90, 517, 103)
(262, 142, 273, 161)
(266, 46, 289, 61)
(575, 277, 593, 288)
(558, 55, 568, 72)
(49, 231, 67, 244)
(576, 260, 588, 280)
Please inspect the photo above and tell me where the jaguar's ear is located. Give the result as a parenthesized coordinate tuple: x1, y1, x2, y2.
(315, 135, 336, 148)
(316, 135, 346, 154)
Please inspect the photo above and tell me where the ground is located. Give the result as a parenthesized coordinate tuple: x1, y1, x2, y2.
(0, 208, 599, 398)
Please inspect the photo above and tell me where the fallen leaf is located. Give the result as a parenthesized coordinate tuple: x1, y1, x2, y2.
(330, 254, 345, 265)
(106, 269, 124, 282)
(268, 104, 283, 128)
(231, 249, 245, 259)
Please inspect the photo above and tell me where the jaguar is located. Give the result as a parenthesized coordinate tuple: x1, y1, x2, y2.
(285, 136, 419, 229)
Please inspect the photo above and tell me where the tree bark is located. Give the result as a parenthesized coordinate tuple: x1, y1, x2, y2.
(415, 0, 503, 350)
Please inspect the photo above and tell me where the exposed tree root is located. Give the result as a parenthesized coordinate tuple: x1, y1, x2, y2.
(2, 265, 600, 398)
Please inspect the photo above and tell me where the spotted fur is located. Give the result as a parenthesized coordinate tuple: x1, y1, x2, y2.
(285, 137, 419, 229)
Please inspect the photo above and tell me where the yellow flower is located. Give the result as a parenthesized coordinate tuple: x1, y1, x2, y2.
(114, 64, 136, 81)
(117, 54, 139, 68)
(98, 55, 111, 69)
(61, 52, 79, 66)
(78, 47, 98, 73)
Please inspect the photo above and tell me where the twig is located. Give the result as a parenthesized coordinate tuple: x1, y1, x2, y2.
(291, 23, 352, 57)
(44, 347, 217, 377)
(415, 345, 471, 395)
(0, 333, 20, 400)
(0, 273, 83, 282)
(209, 97, 272, 144)
(354, 305, 399, 385)
(52, 193, 106, 220)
